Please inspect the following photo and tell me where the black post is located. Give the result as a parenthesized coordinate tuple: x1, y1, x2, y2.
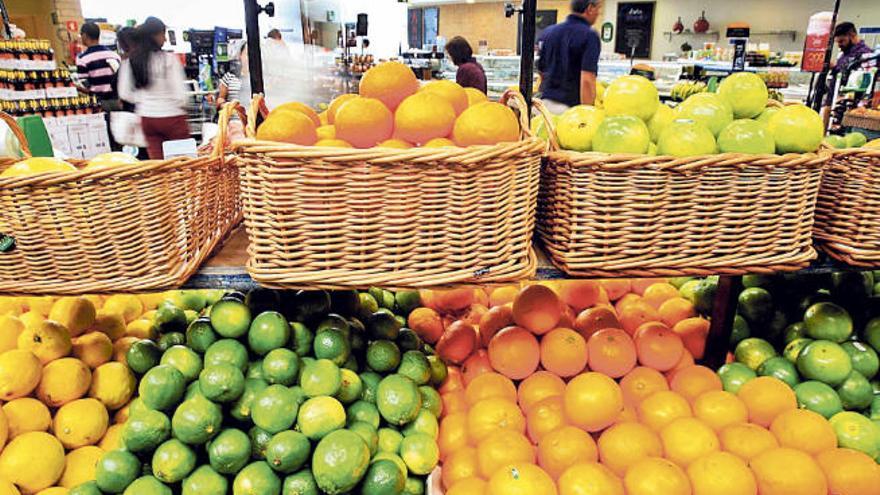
(809, 0, 842, 112)
(243, 0, 265, 95)
(701, 276, 743, 370)
(519, 0, 537, 115)
(0, 0, 11, 39)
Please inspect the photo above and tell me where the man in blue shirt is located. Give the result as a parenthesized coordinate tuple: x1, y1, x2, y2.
(538, 0, 602, 112)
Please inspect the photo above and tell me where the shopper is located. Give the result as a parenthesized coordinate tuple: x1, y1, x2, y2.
(217, 39, 251, 111)
(445, 36, 487, 94)
(76, 22, 121, 109)
(118, 17, 190, 159)
(833, 22, 874, 72)
(537, 0, 602, 113)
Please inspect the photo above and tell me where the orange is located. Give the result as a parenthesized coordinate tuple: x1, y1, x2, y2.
(526, 396, 566, 443)
(574, 306, 621, 340)
(537, 426, 598, 480)
(442, 390, 469, 416)
(465, 372, 517, 405)
(487, 462, 557, 495)
(686, 451, 757, 495)
(439, 412, 470, 458)
(614, 293, 640, 314)
(512, 285, 561, 335)
(634, 323, 684, 371)
(408, 307, 444, 345)
(768, 409, 837, 455)
(464, 87, 488, 107)
(473, 288, 490, 308)
(422, 137, 457, 148)
(540, 328, 588, 378)
(736, 377, 797, 427)
(659, 298, 697, 327)
(623, 457, 691, 495)
(586, 328, 637, 378)
(692, 390, 748, 432)
(597, 287, 611, 304)
(272, 101, 321, 127)
(487, 327, 540, 380)
(442, 446, 480, 489)
(393, 92, 457, 144)
(517, 371, 566, 413)
(750, 447, 828, 495)
(669, 348, 696, 378)
(672, 318, 711, 360)
(558, 303, 577, 330)
(631, 278, 667, 295)
(334, 96, 394, 148)
(314, 138, 352, 147)
(719, 423, 779, 461)
(620, 367, 669, 407)
(600, 279, 632, 301)
(447, 477, 488, 495)
(660, 417, 720, 468)
(563, 372, 624, 432)
(816, 448, 880, 495)
(617, 403, 638, 423)
(359, 61, 419, 110)
(642, 283, 681, 309)
(453, 102, 520, 146)
(669, 365, 722, 403)
(558, 462, 624, 495)
(462, 350, 494, 385)
(479, 305, 514, 347)
(440, 366, 465, 394)
(477, 429, 536, 479)
(327, 93, 358, 124)
(378, 138, 413, 148)
(597, 422, 663, 476)
(467, 398, 526, 442)
(434, 288, 476, 312)
(619, 302, 661, 336)
(637, 390, 692, 431)
(420, 80, 469, 115)
(255, 110, 317, 145)
(557, 280, 601, 312)
(489, 286, 519, 307)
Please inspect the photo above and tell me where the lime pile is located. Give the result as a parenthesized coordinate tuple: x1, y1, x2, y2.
(85, 288, 445, 495)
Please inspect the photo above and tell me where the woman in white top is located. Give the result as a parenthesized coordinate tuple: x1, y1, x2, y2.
(118, 17, 190, 159)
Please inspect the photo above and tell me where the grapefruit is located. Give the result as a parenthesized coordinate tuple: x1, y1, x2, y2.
(718, 119, 775, 154)
(674, 93, 734, 137)
(556, 105, 606, 151)
(717, 72, 769, 119)
(603, 75, 659, 121)
(657, 120, 717, 157)
(592, 115, 651, 154)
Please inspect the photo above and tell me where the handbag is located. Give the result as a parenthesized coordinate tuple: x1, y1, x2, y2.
(110, 111, 147, 148)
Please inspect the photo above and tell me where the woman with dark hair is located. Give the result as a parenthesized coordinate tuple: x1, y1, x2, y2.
(118, 16, 190, 159)
(445, 36, 487, 94)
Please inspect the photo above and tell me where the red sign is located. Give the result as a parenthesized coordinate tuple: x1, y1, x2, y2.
(802, 33, 830, 72)
(65, 20, 79, 32)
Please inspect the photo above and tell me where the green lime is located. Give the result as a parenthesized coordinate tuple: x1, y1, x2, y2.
(184, 311, 199, 326)
(122, 476, 171, 495)
(797, 340, 853, 386)
(738, 287, 774, 324)
(70, 481, 104, 495)
(427, 356, 447, 386)
(870, 396, 880, 421)
(298, 357, 315, 382)
(783, 322, 807, 344)
(198, 364, 245, 403)
(127, 339, 162, 375)
(316, 314, 351, 339)
(313, 330, 351, 366)
(349, 421, 379, 456)
(139, 364, 186, 411)
(262, 348, 300, 386)
(184, 381, 203, 401)
(342, 353, 359, 372)
(266, 430, 311, 474)
(418, 386, 442, 418)
(337, 368, 363, 404)
(231, 378, 269, 422)
(128, 397, 149, 416)
(289, 385, 306, 407)
(167, 290, 208, 312)
(377, 374, 422, 426)
(208, 428, 252, 474)
(185, 318, 217, 353)
(182, 465, 228, 495)
(402, 409, 439, 438)
(742, 274, 774, 289)
(371, 453, 407, 480)
(210, 298, 252, 338)
(291, 290, 332, 320)
(282, 471, 319, 495)
(730, 315, 750, 346)
(297, 396, 346, 440)
(865, 317, 880, 353)
(248, 311, 291, 355)
(403, 477, 425, 495)
(805, 302, 853, 342)
(717, 362, 757, 394)
(347, 400, 381, 429)
(300, 359, 342, 398)
(96, 449, 141, 493)
(151, 439, 196, 483)
(245, 289, 281, 314)
(669, 277, 695, 289)
(734, 338, 777, 371)
(378, 428, 403, 454)
(155, 300, 188, 334)
(253, 384, 300, 434)
(158, 332, 186, 351)
(312, 430, 371, 494)
(123, 409, 171, 453)
(829, 411, 880, 458)
(842, 341, 880, 378)
(172, 395, 223, 445)
(367, 288, 385, 307)
(399, 433, 439, 475)
(360, 371, 382, 404)
(160, 345, 203, 382)
(368, 312, 402, 341)
(204, 290, 226, 306)
(694, 278, 720, 315)
(395, 291, 422, 316)
(249, 426, 273, 460)
(794, 380, 843, 418)
(679, 280, 701, 305)
(204, 339, 249, 372)
(290, 322, 314, 357)
(757, 356, 800, 387)
(837, 370, 874, 410)
(397, 329, 423, 353)
(233, 461, 281, 495)
(783, 338, 813, 363)
(367, 340, 401, 373)
(248, 359, 265, 380)
(360, 292, 380, 316)
(361, 459, 406, 495)
(397, 351, 431, 386)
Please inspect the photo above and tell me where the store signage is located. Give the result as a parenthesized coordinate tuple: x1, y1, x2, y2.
(802, 12, 833, 73)
(615, 2, 655, 59)
(601, 22, 614, 43)
(65, 20, 79, 32)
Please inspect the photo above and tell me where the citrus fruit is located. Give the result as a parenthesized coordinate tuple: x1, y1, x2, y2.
(592, 115, 651, 154)
(207, 428, 251, 474)
(209, 299, 252, 339)
(312, 430, 371, 494)
(348, 400, 381, 429)
(420, 80, 469, 115)
(95, 449, 141, 493)
(247, 311, 290, 356)
(261, 348, 299, 386)
(842, 341, 880, 379)
(53, 398, 108, 449)
(537, 426, 598, 479)
(783, 338, 812, 363)
(618, 302, 661, 336)
(477, 428, 535, 479)
(300, 358, 342, 397)
(182, 465, 228, 495)
(829, 411, 880, 458)
(619, 367, 669, 406)
(1, 157, 75, 177)
(362, 459, 406, 495)
(718, 118, 775, 154)
(692, 390, 748, 432)
(719, 422, 779, 461)
(232, 461, 281, 495)
(540, 328, 588, 377)
(768, 104, 824, 153)
(587, 328, 637, 378)
(138, 364, 185, 411)
(796, 340, 852, 386)
(737, 376, 797, 427)
(638, 390, 692, 431)
(686, 451, 757, 495)
(447, 477, 487, 495)
(18, 320, 71, 364)
(816, 448, 880, 495)
(669, 365, 722, 403)
(394, 92, 457, 145)
(558, 462, 623, 495)
(172, 395, 223, 445)
(647, 104, 675, 143)
(804, 302, 852, 342)
(2, 398, 49, 439)
(556, 105, 606, 151)
(438, 413, 469, 459)
(603, 75, 659, 121)
(487, 462, 557, 495)
(398, 350, 431, 386)
(71, 331, 113, 368)
(359, 61, 419, 111)
(487, 326, 540, 380)
(295, 396, 345, 441)
(265, 430, 310, 474)
(334, 97, 394, 148)
(366, 340, 401, 373)
(122, 476, 170, 495)
(751, 447, 827, 495)
(442, 446, 478, 488)
(0, 432, 65, 493)
(633, 324, 684, 371)
(252, 384, 300, 434)
(660, 417, 720, 467)
(756, 356, 800, 387)
(464, 87, 488, 106)
(525, 395, 566, 443)
(256, 110, 317, 145)
(734, 337, 777, 370)
(468, 395, 526, 442)
(837, 370, 874, 410)
(623, 457, 690, 495)
(717, 362, 756, 393)
(564, 372, 624, 432)
(675, 93, 734, 137)
(657, 119, 717, 157)
(376, 374, 421, 426)
(35, 357, 90, 407)
(717, 71, 769, 119)
(153, 438, 197, 483)
(517, 371, 566, 413)
(122, 409, 171, 453)
(452, 102, 520, 146)
(59, 445, 104, 488)
(465, 372, 517, 405)
(792, 380, 842, 419)
(48, 297, 95, 337)
(769, 408, 837, 456)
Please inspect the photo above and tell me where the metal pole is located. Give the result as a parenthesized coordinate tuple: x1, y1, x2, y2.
(810, 0, 842, 112)
(519, 0, 537, 115)
(0, 0, 11, 39)
(243, 0, 265, 95)
(701, 276, 743, 370)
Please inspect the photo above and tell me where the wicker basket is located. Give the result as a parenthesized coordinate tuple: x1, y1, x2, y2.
(0, 105, 243, 294)
(814, 147, 880, 266)
(536, 100, 830, 277)
(234, 91, 543, 289)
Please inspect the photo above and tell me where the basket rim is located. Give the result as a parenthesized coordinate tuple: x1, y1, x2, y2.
(545, 148, 830, 171)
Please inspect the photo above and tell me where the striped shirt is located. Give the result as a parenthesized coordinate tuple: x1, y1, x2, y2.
(220, 72, 242, 103)
(76, 45, 121, 100)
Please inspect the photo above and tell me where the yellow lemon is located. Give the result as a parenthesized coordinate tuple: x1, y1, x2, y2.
(0, 316, 24, 353)
(2, 398, 51, 438)
(48, 297, 96, 338)
(0, 350, 41, 400)
(113, 402, 131, 424)
(0, 157, 75, 177)
(316, 125, 336, 140)
(0, 407, 7, 450)
(0, 478, 20, 495)
(89, 362, 135, 410)
(125, 319, 155, 340)
(90, 312, 126, 342)
(53, 398, 109, 449)
(102, 295, 143, 324)
(85, 151, 139, 169)
(112, 336, 139, 363)
(18, 311, 46, 330)
(36, 357, 91, 407)
(0, 298, 22, 317)
(17, 320, 71, 364)
(35, 488, 66, 495)
(98, 423, 124, 451)
(138, 293, 166, 312)
(71, 332, 113, 369)
(0, 432, 65, 492)
(59, 446, 104, 488)
(82, 295, 104, 311)
(23, 297, 55, 317)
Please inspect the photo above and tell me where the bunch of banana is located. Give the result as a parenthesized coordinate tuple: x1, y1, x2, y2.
(671, 81, 708, 101)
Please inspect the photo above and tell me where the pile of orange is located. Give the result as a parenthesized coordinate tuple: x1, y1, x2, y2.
(254, 61, 520, 149)
(426, 280, 880, 495)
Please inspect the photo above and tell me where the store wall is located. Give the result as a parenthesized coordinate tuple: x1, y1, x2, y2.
(7, 0, 84, 64)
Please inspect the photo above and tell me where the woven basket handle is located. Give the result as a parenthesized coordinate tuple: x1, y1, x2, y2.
(213, 101, 248, 159)
(0, 111, 31, 158)
(499, 90, 534, 140)
(532, 98, 560, 151)
(245, 94, 270, 139)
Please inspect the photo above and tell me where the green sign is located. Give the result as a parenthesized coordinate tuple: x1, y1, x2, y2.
(601, 22, 614, 43)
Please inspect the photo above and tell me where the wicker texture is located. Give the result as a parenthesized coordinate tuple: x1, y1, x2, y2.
(0, 104, 243, 294)
(235, 91, 543, 289)
(536, 100, 829, 277)
(814, 147, 880, 266)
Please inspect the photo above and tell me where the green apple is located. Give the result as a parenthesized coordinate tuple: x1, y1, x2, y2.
(603, 75, 659, 121)
(648, 104, 674, 143)
(755, 106, 779, 125)
(718, 119, 775, 154)
(845, 132, 867, 148)
(825, 135, 848, 149)
(718, 72, 769, 119)
(592, 115, 651, 154)
(768, 104, 824, 153)
(675, 93, 734, 137)
(657, 119, 718, 157)
(555, 105, 606, 151)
